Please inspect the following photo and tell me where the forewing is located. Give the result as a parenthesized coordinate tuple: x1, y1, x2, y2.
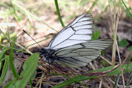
(52, 39, 112, 67)
(48, 13, 93, 49)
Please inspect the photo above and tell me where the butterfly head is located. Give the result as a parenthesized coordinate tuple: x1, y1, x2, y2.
(40, 48, 56, 63)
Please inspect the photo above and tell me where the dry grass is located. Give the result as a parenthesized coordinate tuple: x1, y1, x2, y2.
(0, 0, 132, 87)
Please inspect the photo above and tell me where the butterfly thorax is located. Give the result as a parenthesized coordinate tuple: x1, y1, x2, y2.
(40, 48, 59, 63)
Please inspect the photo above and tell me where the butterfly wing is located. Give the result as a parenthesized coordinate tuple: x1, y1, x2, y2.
(52, 39, 112, 67)
(48, 13, 93, 49)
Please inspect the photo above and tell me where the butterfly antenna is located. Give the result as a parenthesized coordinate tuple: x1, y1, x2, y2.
(23, 30, 43, 49)
(23, 30, 51, 73)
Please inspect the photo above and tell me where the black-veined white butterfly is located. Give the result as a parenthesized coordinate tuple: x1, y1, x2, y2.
(40, 13, 112, 68)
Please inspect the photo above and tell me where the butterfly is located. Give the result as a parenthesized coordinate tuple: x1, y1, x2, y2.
(40, 13, 112, 68)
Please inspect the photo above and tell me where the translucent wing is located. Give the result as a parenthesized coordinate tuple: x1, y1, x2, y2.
(48, 13, 93, 49)
(52, 39, 112, 67)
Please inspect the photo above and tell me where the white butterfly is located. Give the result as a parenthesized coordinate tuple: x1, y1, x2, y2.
(40, 13, 112, 67)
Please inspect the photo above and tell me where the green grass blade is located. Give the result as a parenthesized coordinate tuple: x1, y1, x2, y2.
(114, 73, 120, 88)
(0, 49, 8, 61)
(0, 55, 9, 86)
(124, 56, 132, 72)
(53, 64, 132, 87)
(0, 29, 9, 41)
(9, 37, 19, 78)
(54, 0, 65, 27)
(126, 72, 132, 87)
(52, 75, 97, 88)
(4, 79, 16, 88)
(107, 64, 132, 76)
(88, 0, 98, 13)
(18, 53, 39, 88)
(122, 0, 132, 19)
